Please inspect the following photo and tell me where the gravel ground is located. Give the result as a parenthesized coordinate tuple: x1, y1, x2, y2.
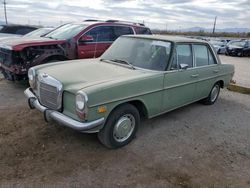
(0, 78, 250, 188)
(220, 55, 250, 88)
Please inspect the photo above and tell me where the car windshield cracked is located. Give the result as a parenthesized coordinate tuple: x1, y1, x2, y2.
(101, 36, 172, 71)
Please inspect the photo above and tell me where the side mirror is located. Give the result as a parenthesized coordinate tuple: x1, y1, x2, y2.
(179, 63, 189, 70)
(79, 35, 94, 43)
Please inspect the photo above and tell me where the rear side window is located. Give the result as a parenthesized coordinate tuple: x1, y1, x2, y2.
(113, 26, 133, 40)
(193, 44, 217, 66)
(208, 49, 216, 65)
(193, 45, 208, 67)
(176, 44, 193, 68)
(137, 27, 152, 34)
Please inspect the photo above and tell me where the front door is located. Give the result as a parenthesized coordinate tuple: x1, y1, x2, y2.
(77, 26, 114, 59)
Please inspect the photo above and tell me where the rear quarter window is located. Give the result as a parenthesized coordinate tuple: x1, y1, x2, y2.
(137, 27, 152, 34)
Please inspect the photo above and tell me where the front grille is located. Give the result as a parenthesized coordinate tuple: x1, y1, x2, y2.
(40, 82, 58, 110)
(38, 74, 63, 110)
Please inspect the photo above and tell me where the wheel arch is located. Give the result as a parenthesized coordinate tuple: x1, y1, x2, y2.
(107, 99, 149, 120)
(216, 80, 224, 88)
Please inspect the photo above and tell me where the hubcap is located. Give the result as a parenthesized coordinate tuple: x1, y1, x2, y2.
(211, 85, 219, 102)
(113, 114, 135, 142)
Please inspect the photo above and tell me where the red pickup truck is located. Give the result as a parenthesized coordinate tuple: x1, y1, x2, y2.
(0, 20, 151, 80)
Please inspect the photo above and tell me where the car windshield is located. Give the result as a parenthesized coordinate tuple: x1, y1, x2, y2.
(229, 41, 246, 47)
(101, 37, 172, 71)
(44, 23, 88, 40)
(24, 28, 52, 37)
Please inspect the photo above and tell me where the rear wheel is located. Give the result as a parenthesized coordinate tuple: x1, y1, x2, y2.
(98, 104, 140, 149)
(202, 83, 220, 105)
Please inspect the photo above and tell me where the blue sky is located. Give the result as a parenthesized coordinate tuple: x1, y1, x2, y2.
(1, 0, 249, 29)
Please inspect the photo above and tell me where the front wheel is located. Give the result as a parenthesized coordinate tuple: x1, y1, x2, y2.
(98, 104, 140, 149)
(202, 83, 220, 105)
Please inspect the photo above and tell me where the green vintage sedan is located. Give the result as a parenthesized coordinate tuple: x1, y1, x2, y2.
(24, 35, 234, 148)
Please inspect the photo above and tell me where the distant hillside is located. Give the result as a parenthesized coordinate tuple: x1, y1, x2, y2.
(180, 27, 250, 33)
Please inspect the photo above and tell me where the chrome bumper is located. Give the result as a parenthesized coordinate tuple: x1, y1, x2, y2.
(24, 88, 105, 132)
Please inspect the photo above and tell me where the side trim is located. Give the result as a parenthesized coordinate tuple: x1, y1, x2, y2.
(89, 72, 230, 108)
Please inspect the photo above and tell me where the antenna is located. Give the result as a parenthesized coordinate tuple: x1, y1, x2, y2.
(212, 16, 217, 34)
(3, 0, 8, 24)
(93, 34, 99, 58)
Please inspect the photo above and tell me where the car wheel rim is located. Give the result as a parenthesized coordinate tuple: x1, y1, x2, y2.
(211, 85, 220, 102)
(113, 114, 135, 143)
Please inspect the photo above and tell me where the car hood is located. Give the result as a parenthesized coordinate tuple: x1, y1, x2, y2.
(0, 36, 65, 51)
(35, 59, 157, 93)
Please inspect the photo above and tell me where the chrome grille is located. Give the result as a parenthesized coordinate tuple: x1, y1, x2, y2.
(40, 82, 58, 109)
(38, 73, 63, 110)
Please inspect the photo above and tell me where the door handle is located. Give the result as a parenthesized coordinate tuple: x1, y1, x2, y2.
(213, 70, 219, 73)
(191, 74, 199, 78)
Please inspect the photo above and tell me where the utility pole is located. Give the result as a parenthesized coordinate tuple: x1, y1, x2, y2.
(212, 16, 217, 34)
(3, 0, 8, 24)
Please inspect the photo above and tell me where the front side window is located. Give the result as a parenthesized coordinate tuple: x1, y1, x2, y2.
(84, 26, 115, 42)
(101, 37, 172, 71)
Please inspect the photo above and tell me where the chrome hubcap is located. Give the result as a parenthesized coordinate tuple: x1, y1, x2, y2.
(211, 85, 219, 102)
(113, 114, 135, 142)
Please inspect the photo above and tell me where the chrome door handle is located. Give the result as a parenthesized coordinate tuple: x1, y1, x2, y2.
(191, 74, 199, 78)
(213, 70, 219, 73)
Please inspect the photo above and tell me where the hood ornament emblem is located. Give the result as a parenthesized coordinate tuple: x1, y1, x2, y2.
(42, 73, 48, 78)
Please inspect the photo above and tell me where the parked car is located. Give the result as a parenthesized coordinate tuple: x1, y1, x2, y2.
(0, 27, 54, 42)
(225, 40, 250, 57)
(209, 39, 228, 54)
(23, 27, 54, 38)
(24, 35, 234, 148)
(0, 20, 151, 81)
(0, 24, 38, 39)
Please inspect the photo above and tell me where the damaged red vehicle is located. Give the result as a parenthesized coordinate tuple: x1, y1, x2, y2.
(0, 20, 151, 80)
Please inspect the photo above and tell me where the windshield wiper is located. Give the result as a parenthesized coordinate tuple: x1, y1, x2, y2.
(109, 59, 135, 69)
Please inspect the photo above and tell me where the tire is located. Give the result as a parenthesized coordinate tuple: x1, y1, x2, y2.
(98, 104, 140, 149)
(202, 83, 220, 105)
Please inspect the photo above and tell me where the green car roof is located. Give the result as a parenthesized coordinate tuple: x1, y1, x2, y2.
(125, 34, 207, 43)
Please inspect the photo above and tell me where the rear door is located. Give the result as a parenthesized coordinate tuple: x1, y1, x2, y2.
(193, 44, 220, 99)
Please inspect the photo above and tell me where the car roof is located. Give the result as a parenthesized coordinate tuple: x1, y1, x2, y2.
(66, 21, 149, 28)
(125, 34, 208, 43)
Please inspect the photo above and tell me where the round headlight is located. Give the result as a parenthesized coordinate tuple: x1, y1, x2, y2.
(76, 94, 85, 110)
(28, 68, 36, 88)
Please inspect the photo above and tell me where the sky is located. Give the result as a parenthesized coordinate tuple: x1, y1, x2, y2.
(1, 0, 250, 30)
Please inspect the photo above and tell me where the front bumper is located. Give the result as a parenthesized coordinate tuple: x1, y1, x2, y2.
(24, 88, 105, 132)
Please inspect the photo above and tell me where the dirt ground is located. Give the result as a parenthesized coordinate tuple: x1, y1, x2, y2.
(0, 75, 250, 187)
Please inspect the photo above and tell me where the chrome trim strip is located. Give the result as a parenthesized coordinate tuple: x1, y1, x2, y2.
(24, 88, 105, 132)
(89, 72, 230, 108)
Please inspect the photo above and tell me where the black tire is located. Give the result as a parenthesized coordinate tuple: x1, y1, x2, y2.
(202, 83, 220, 105)
(98, 104, 140, 149)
